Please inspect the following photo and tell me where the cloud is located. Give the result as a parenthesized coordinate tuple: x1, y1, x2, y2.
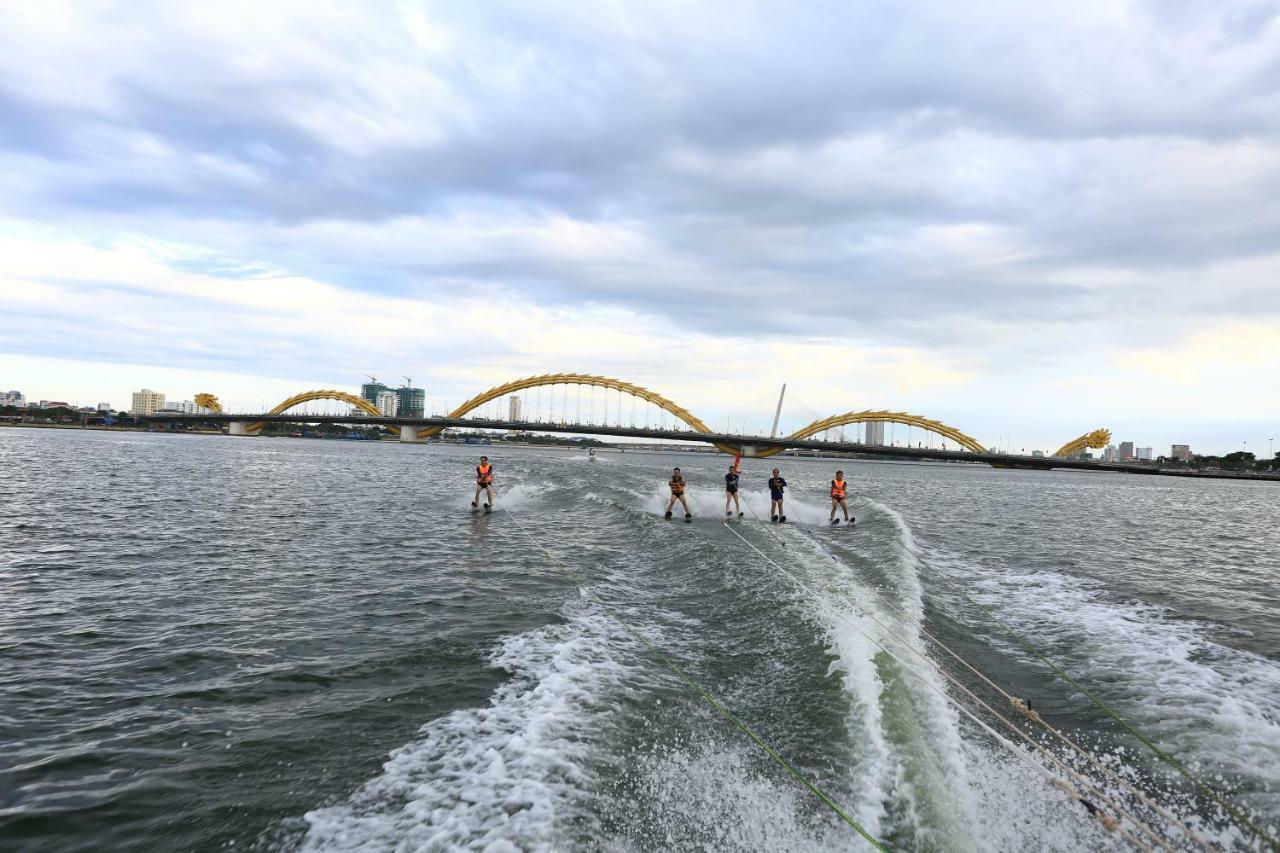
(2, 1, 1279, 452)
(1121, 322, 1280, 387)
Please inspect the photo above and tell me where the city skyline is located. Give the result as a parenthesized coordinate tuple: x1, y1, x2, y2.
(1, 3, 1277, 456)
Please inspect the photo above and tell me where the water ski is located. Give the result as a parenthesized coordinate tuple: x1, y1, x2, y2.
(483, 503, 492, 514)
(664, 510, 672, 520)
(684, 514, 693, 523)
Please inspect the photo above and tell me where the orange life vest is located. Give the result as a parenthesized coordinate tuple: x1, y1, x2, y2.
(830, 479, 846, 499)
(477, 463, 493, 485)
(670, 476, 685, 495)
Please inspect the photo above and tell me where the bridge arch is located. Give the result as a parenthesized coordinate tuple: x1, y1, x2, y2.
(752, 409, 987, 458)
(1053, 428, 1111, 458)
(414, 373, 741, 454)
(246, 390, 398, 435)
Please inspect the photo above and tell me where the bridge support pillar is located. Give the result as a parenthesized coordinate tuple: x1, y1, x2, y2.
(228, 421, 254, 436)
(399, 427, 428, 443)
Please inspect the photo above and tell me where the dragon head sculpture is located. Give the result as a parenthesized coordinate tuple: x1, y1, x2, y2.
(194, 393, 223, 414)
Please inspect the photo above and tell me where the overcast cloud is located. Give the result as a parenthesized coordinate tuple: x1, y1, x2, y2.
(1, 1, 1278, 453)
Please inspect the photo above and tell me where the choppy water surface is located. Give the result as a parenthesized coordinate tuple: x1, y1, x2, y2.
(2, 428, 1278, 851)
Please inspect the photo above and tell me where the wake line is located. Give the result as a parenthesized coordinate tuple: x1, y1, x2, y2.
(746, 493, 1240, 848)
(906, 542, 1279, 852)
(502, 505, 888, 851)
(798, 523, 1214, 850)
(721, 518, 1172, 851)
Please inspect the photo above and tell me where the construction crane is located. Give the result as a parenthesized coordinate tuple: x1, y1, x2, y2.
(402, 376, 413, 388)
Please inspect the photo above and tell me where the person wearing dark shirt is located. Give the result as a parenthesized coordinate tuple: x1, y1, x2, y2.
(724, 464, 742, 517)
(767, 468, 787, 523)
(664, 467, 692, 520)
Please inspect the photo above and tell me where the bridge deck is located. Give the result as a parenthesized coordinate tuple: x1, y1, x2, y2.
(139, 413, 1280, 482)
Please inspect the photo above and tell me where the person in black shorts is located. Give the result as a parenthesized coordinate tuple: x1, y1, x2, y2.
(665, 467, 692, 520)
(724, 463, 742, 517)
(829, 470, 850, 524)
(472, 456, 495, 511)
(768, 468, 787, 522)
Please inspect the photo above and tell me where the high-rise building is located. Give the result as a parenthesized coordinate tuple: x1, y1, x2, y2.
(160, 400, 199, 414)
(361, 381, 391, 406)
(1172, 444, 1192, 462)
(1102, 444, 1117, 462)
(1119, 441, 1134, 462)
(1136, 447, 1153, 461)
(509, 395, 523, 422)
(376, 390, 399, 417)
(396, 385, 425, 418)
(96, 402, 112, 411)
(131, 389, 165, 415)
(1, 390, 25, 407)
(864, 421, 885, 446)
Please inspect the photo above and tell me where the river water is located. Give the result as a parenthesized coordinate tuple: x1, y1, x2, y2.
(1, 428, 1277, 851)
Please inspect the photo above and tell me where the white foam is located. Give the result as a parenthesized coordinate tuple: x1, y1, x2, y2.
(300, 605, 634, 851)
(776, 520, 982, 848)
(925, 546, 1280, 843)
(776, 503, 1145, 849)
(609, 742, 852, 851)
(453, 482, 539, 513)
(639, 483, 841, 525)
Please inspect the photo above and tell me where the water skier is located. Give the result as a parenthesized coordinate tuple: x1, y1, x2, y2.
(829, 470, 851, 524)
(665, 467, 692, 520)
(724, 463, 743, 517)
(768, 468, 787, 522)
(472, 456, 495, 512)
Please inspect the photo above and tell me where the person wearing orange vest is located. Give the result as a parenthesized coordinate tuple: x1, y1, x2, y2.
(472, 456, 495, 512)
(829, 470, 850, 524)
(664, 466, 692, 521)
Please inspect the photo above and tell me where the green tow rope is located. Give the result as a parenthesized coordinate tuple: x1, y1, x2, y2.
(504, 507, 887, 851)
(950, 582, 1278, 851)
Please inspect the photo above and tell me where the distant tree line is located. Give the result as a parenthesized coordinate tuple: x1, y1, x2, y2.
(1157, 450, 1277, 472)
(0, 404, 134, 424)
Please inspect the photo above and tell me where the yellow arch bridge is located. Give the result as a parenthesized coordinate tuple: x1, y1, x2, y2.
(200, 374, 1107, 463)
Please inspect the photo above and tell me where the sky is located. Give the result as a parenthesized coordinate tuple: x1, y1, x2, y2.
(1, 1, 1278, 456)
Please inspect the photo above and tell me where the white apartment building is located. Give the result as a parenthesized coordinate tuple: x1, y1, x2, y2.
(376, 390, 399, 417)
(97, 402, 113, 411)
(508, 395, 523, 422)
(864, 421, 885, 446)
(131, 389, 166, 416)
(1137, 447, 1153, 461)
(1, 390, 26, 407)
